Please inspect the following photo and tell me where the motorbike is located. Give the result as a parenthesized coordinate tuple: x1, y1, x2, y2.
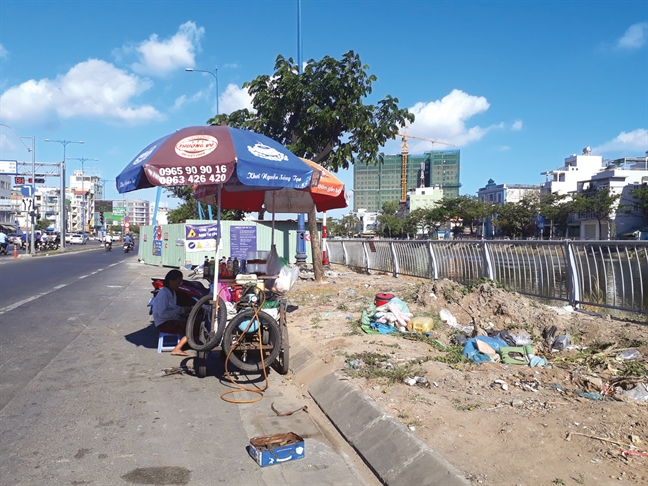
(105, 241, 112, 251)
(123, 241, 134, 253)
(0, 242, 8, 255)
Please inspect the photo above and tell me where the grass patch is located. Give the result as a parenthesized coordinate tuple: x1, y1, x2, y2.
(344, 352, 426, 384)
(400, 333, 467, 364)
(452, 397, 481, 411)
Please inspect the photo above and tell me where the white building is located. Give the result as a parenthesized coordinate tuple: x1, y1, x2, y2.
(407, 185, 445, 211)
(478, 179, 540, 204)
(114, 199, 151, 227)
(573, 158, 648, 239)
(540, 148, 604, 196)
(69, 170, 100, 233)
(149, 202, 169, 225)
(34, 186, 63, 230)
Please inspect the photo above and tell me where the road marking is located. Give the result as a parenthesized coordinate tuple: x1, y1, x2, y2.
(0, 264, 120, 315)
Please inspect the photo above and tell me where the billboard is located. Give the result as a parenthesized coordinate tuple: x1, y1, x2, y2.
(95, 200, 113, 212)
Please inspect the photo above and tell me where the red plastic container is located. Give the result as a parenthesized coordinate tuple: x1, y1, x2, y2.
(375, 293, 394, 307)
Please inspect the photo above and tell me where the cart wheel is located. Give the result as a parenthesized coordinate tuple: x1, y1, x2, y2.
(186, 294, 227, 351)
(194, 351, 208, 378)
(222, 309, 282, 373)
(274, 323, 290, 375)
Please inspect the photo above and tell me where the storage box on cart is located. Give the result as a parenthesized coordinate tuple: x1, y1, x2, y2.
(248, 432, 305, 467)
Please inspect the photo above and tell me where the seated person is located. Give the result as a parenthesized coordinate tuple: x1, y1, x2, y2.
(152, 269, 193, 356)
(124, 234, 134, 247)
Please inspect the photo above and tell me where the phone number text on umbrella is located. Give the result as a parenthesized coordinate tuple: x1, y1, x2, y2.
(156, 164, 229, 185)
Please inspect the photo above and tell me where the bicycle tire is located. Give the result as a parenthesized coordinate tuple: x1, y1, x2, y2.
(185, 294, 227, 351)
(274, 323, 290, 375)
(194, 351, 208, 378)
(223, 309, 282, 372)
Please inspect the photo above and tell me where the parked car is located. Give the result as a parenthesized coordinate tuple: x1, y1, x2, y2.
(69, 233, 88, 245)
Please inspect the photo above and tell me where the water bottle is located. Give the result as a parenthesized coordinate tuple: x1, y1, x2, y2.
(226, 257, 233, 278)
(203, 256, 210, 278)
(209, 258, 216, 279)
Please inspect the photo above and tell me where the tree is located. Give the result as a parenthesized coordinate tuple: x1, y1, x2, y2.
(571, 187, 620, 239)
(210, 51, 414, 281)
(493, 196, 538, 238)
(340, 214, 361, 237)
(621, 184, 648, 217)
(538, 192, 572, 238)
(36, 218, 52, 231)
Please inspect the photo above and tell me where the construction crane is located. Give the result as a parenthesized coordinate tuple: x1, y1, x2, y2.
(396, 132, 455, 204)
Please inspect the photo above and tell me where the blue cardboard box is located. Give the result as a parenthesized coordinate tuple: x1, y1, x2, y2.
(248, 432, 305, 467)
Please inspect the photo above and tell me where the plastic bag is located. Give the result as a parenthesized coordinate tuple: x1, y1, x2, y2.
(512, 330, 532, 346)
(439, 309, 460, 329)
(552, 334, 570, 351)
(272, 264, 299, 295)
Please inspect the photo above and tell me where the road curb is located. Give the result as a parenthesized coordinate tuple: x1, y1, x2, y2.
(293, 345, 469, 486)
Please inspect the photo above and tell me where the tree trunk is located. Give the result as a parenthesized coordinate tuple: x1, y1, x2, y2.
(308, 206, 324, 282)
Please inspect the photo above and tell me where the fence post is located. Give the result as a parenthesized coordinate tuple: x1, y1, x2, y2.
(362, 240, 370, 274)
(341, 241, 348, 266)
(482, 241, 494, 280)
(427, 241, 438, 280)
(390, 240, 399, 278)
(565, 240, 581, 307)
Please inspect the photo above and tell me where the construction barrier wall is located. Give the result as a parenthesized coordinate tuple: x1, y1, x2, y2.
(137, 219, 316, 268)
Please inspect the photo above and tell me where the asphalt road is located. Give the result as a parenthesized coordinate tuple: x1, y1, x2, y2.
(0, 249, 377, 485)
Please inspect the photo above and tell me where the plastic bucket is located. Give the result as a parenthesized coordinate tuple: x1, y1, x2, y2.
(375, 293, 394, 307)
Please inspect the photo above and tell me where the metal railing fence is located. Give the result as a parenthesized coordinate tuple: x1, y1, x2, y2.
(325, 239, 648, 316)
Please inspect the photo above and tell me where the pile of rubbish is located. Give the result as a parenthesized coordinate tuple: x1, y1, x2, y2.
(360, 294, 435, 335)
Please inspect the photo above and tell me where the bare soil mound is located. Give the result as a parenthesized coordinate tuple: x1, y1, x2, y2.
(286, 264, 648, 486)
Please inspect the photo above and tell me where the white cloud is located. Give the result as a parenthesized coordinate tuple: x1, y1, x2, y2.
(617, 22, 648, 49)
(0, 133, 17, 151)
(131, 21, 204, 77)
(402, 89, 500, 151)
(511, 120, 523, 131)
(0, 44, 8, 59)
(592, 129, 648, 155)
(219, 83, 253, 114)
(498, 145, 511, 151)
(0, 59, 161, 124)
(172, 89, 206, 111)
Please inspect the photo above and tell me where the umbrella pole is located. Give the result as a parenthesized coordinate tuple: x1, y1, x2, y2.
(271, 192, 276, 246)
(213, 186, 222, 304)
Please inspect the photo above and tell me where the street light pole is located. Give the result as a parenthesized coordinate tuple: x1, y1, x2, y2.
(45, 139, 84, 250)
(185, 66, 219, 115)
(67, 157, 98, 240)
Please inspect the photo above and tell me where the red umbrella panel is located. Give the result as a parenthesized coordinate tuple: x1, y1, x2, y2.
(193, 158, 348, 213)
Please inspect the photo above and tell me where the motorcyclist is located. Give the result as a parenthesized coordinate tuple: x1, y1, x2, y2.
(0, 231, 7, 254)
(105, 233, 113, 250)
(124, 234, 134, 250)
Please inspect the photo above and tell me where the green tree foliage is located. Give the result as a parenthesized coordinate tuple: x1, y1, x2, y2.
(623, 184, 648, 217)
(538, 192, 572, 237)
(36, 219, 52, 231)
(210, 51, 413, 281)
(571, 187, 620, 239)
(340, 214, 361, 237)
(493, 196, 538, 238)
(325, 219, 345, 237)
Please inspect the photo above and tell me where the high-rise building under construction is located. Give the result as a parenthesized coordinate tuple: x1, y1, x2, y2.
(353, 150, 461, 212)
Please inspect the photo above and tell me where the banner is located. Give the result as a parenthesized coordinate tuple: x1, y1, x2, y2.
(184, 223, 219, 253)
(230, 226, 257, 260)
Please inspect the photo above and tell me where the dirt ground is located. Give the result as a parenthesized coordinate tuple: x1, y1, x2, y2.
(283, 264, 648, 486)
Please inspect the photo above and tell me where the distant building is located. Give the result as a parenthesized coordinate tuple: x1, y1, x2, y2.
(407, 186, 445, 211)
(149, 202, 169, 225)
(69, 170, 100, 233)
(540, 148, 603, 196)
(477, 178, 540, 204)
(354, 150, 460, 212)
(114, 199, 151, 227)
(573, 157, 648, 239)
(0, 175, 14, 225)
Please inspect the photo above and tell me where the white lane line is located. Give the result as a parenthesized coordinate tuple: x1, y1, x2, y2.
(0, 264, 118, 315)
(0, 292, 50, 315)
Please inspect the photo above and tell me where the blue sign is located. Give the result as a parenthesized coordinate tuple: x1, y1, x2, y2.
(20, 185, 33, 197)
(230, 226, 257, 260)
(536, 215, 545, 230)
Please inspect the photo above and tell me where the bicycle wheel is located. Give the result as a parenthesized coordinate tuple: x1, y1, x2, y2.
(186, 294, 227, 351)
(223, 309, 282, 372)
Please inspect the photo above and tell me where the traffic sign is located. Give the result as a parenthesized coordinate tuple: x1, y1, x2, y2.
(0, 160, 17, 174)
(20, 186, 34, 197)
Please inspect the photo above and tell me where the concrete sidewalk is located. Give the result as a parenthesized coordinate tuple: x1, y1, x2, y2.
(0, 260, 377, 485)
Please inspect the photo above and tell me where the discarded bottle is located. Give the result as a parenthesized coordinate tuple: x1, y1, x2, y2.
(203, 256, 210, 278)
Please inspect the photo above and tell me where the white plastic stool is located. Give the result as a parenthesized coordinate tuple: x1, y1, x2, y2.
(158, 332, 182, 353)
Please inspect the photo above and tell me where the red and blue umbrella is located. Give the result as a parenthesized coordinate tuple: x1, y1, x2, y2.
(116, 125, 315, 194)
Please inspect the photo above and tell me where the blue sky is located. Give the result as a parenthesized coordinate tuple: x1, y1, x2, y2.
(1, 0, 646, 219)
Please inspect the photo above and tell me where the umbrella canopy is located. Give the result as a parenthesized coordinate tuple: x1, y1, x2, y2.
(116, 125, 315, 194)
(193, 158, 349, 213)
